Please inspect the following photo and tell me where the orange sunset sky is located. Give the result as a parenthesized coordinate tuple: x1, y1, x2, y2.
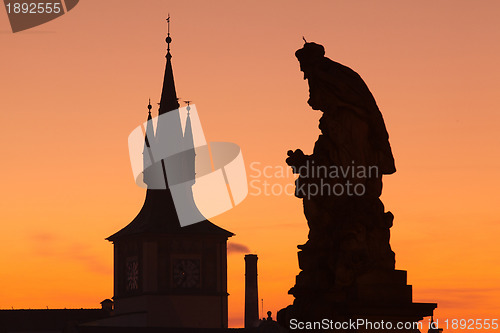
(1, 0, 499, 330)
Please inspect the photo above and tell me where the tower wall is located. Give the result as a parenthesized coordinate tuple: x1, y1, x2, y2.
(111, 235, 229, 328)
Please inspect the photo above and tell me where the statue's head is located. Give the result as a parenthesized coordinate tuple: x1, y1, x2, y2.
(295, 42, 325, 79)
(295, 42, 327, 110)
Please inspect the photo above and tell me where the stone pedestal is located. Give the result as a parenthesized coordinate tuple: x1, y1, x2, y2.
(278, 269, 436, 332)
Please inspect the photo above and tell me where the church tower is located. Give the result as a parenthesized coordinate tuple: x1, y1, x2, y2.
(107, 19, 233, 328)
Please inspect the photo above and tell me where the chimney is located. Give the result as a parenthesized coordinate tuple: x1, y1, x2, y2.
(244, 254, 259, 328)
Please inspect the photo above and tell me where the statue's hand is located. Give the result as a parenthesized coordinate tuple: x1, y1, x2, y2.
(286, 149, 308, 173)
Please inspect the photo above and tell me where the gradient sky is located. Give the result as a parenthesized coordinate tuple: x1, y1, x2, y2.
(1, 0, 499, 330)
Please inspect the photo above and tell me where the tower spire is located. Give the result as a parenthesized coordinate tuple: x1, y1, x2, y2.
(158, 14, 179, 115)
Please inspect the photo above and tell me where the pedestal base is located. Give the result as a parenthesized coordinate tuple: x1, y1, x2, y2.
(278, 270, 437, 332)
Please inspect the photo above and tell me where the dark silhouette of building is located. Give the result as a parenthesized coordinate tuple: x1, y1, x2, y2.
(0, 303, 112, 333)
(104, 20, 234, 328)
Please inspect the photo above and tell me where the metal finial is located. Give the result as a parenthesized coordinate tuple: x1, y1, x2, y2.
(147, 98, 152, 114)
(166, 14, 172, 51)
(302, 36, 307, 43)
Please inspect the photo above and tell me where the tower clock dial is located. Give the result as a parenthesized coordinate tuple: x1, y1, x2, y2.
(173, 258, 201, 288)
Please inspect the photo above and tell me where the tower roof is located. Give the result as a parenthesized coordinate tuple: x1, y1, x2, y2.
(107, 18, 233, 242)
(106, 189, 233, 241)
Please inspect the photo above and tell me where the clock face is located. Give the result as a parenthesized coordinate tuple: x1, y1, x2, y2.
(173, 258, 201, 288)
(126, 257, 139, 291)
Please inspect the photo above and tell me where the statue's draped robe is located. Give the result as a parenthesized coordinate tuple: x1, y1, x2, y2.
(306, 57, 396, 177)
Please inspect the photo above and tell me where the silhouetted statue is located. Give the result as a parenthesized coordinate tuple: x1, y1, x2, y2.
(286, 42, 397, 287)
(278, 42, 436, 332)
